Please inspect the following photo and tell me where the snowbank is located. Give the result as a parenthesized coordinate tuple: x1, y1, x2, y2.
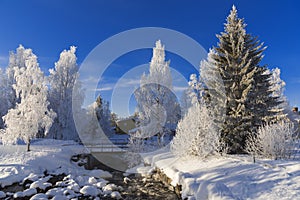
(133, 145, 300, 200)
(0, 139, 88, 187)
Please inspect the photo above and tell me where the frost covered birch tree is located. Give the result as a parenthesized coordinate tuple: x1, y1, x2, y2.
(171, 99, 221, 158)
(2, 45, 55, 151)
(134, 40, 180, 146)
(48, 46, 83, 140)
(181, 74, 201, 115)
(267, 67, 288, 121)
(0, 69, 11, 128)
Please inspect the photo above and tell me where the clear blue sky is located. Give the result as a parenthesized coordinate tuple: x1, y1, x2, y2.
(0, 0, 299, 116)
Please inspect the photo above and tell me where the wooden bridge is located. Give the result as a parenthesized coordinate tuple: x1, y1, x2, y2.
(85, 138, 129, 153)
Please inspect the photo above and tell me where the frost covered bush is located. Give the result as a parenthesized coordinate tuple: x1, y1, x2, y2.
(171, 100, 222, 158)
(123, 132, 144, 168)
(246, 121, 296, 160)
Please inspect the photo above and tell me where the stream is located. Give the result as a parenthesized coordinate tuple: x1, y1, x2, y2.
(0, 154, 181, 200)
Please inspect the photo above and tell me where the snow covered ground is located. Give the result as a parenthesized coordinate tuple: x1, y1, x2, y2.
(0, 139, 119, 199)
(1, 138, 300, 200)
(131, 145, 300, 200)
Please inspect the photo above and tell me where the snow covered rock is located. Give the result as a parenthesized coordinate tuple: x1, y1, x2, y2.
(110, 191, 122, 199)
(0, 191, 6, 198)
(123, 177, 131, 184)
(22, 173, 40, 184)
(23, 188, 37, 197)
(46, 188, 64, 197)
(67, 182, 80, 192)
(95, 180, 107, 188)
(30, 180, 52, 191)
(88, 176, 97, 184)
(75, 175, 89, 187)
(14, 191, 24, 198)
(55, 181, 67, 187)
(89, 169, 112, 179)
(103, 183, 118, 194)
(29, 193, 48, 200)
(51, 194, 67, 200)
(80, 185, 101, 197)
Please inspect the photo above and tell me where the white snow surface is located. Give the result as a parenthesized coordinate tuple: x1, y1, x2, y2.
(79, 185, 101, 196)
(132, 145, 300, 200)
(0, 139, 111, 188)
(0, 190, 6, 198)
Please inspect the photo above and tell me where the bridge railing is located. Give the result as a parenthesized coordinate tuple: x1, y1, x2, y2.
(84, 138, 129, 153)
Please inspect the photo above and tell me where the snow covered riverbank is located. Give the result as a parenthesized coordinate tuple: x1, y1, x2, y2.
(0, 139, 180, 199)
(131, 145, 300, 200)
(0, 139, 120, 199)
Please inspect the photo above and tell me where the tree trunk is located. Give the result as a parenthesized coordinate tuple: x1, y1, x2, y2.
(27, 140, 31, 152)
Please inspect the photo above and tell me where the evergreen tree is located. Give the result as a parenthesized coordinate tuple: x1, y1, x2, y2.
(204, 6, 280, 153)
(94, 95, 113, 136)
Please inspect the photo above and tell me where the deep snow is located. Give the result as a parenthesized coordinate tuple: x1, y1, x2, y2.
(130, 144, 300, 200)
(1, 139, 300, 199)
(0, 139, 117, 199)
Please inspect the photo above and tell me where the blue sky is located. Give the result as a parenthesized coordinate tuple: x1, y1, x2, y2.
(0, 0, 299, 117)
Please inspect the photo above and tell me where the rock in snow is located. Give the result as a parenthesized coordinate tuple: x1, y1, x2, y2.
(46, 187, 64, 197)
(22, 173, 41, 184)
(14, 191, 24, 198)
(111, 191, 122, 199)
(51, 194, 67, 200)
(89, 169, 112, 179)
(88, 176, 98, 184)
(123, 176, 131, 184)
(102, 183, 118, 195)
(80, 185, 101, 197)
(13, 188, 37, 198)
(29, 193, 48, 200)
(30, 180, 52, 190)
(0, 191, 6, 198)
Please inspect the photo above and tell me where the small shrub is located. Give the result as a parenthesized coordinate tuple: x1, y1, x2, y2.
(246, 121, 296, 160)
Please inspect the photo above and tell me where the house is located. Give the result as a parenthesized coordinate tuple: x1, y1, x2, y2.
(115, 117, 136, 134)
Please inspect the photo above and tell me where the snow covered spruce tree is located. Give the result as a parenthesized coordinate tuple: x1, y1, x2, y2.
(203, 6, 280, 153)
(134, 40, 181, 146)
(94, 95, 113, 136)
(48, 46, 84, 140)
(171, 99, 221, 158)
(2, 45, 56, 151)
